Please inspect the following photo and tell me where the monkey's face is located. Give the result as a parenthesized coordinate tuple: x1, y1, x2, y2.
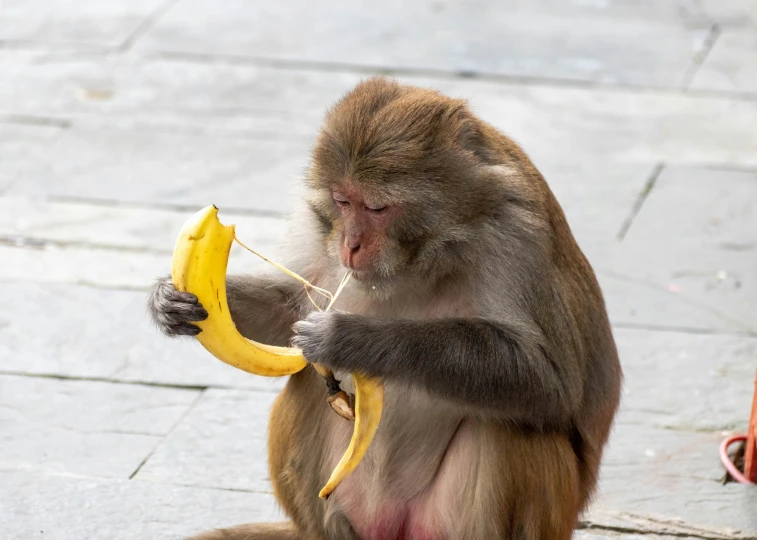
(326, 182, 408, 285)
(305, 77, 487, 289)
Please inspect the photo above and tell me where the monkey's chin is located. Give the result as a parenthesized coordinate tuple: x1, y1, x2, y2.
(346, 268, 406, 298)
(347, 268, 387, 288)
(347, 269, 378, 285)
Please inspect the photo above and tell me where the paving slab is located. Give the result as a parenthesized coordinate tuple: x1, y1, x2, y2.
(586, 423, 757, 538)
(135, 388, 276, 492)
(0, 374, 198, 478)
(0, 469, 284, 540)
(615, 328, 755, 432)
(600, 272, 751, 333)
(0, 50, 351, 137)
(0, 373, 199, 436)
(0, 196, 286, 253)
(0, 159, 649, 279)
(0, 242, 170, 288)
(125, 375, 757, 536)
(4, 52, 757, 171)
(0, 122, 63, 190)
(699, 0, 757, 29)
(601, 424, 725, 483)
(586, 502, 756, 540)
(536, 161, 653, 268)
(0, 282, 286, 391)
(575, 533, 700, 540)
(0, 200, 282, 290)
(0, 0, 166, 48)
(691, 29, 757, 95)
(609, 166, 757, 334)
(137, 0, 711, 87)
(0, 3, 755, 537)
(5, 125, 311, 212)
(0, 468, 720, 540)
(427, 78, 757, 168)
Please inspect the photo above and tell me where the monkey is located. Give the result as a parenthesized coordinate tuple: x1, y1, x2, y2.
(148, 77, 622, 540)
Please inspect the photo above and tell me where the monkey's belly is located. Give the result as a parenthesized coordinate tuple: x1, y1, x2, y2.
(328, 414, 476, 540)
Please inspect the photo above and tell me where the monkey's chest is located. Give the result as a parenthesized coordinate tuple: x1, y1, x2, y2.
(324, 383, 474, 540)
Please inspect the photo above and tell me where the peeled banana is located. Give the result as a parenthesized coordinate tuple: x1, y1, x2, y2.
(171, 205, 384, 500)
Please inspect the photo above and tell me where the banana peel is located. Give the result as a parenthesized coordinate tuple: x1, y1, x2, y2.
(171, 205, 383, 499)
(319, 372, 383, 499)
(171, 205, 307, 376)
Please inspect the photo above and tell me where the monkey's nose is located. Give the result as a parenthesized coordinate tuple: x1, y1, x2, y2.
(345, 236, 361, 252)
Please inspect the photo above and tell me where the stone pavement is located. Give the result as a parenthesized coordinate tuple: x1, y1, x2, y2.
(1, 1, 757, 538)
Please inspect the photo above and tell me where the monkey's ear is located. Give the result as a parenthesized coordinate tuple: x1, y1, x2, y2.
(304, 194, 336, 236)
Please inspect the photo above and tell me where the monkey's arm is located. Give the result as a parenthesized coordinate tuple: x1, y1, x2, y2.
(293, 312, 583, 427)
(224, 275, 302, 345)
(148, 274, 301, 345)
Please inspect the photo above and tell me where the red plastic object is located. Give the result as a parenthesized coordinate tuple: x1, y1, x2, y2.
(720, 368, 757, 485)
(721, 435, 753, 484)
(745, 369, 757, 482)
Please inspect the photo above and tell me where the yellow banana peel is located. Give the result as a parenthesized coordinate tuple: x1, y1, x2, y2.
(171, 205, 384, 500)
(319, 372, 383, 499)
(171, 205, 307, 376)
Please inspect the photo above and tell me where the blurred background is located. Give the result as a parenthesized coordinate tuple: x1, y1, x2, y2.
(1, 1, 756, 538)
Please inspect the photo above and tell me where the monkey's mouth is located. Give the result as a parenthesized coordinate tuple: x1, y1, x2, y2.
(347, 269, 371, 282)
(346, 268, 402, 295)
(347, 268, 383, 286)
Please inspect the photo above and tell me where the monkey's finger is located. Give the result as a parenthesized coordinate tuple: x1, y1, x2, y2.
(165, 301, 208, 321)
(166, 289, 200, 304)
(156, 309, 205, 327)
(154, 278, 198, 303)
(290, 329, 319, 360)
(165, 322, 202, 337)
(291, 320, 309, 336)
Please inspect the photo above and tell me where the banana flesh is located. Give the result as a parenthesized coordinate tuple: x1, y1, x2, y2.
(171, 205, 307, 376)
(171, 205, 384, 499)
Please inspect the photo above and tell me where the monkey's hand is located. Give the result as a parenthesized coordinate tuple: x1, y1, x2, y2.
(148, 276, 208, 337)
(292, 311, 337, 364)
(292, 311, 373, 373)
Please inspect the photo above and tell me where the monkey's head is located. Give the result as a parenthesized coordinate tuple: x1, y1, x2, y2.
(306, 77, 518, 292)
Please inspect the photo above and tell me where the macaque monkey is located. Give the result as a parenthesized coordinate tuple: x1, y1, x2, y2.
(149, 77, 622, 540)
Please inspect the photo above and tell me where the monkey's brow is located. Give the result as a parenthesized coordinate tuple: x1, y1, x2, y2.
(319, 183, 401, 203)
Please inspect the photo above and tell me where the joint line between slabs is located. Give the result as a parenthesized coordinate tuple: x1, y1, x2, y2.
(128, 389, 206, 480)
(119, 0, 182, 52)
(42, 194, 287, 218)
(578, 521, 732, 540)
(143, 49, 757, 102)
(616, 162, 664, 241)
(0, 114, 71, 129)
(680, 23, 722, 91)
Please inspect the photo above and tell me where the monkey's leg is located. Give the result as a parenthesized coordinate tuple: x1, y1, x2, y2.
(501, 431, 582, 540)
(185, 522, 300, 540)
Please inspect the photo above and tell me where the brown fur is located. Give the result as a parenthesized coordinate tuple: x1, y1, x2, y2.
(172, 77, 621, 540)
(186, 522, 299, 540)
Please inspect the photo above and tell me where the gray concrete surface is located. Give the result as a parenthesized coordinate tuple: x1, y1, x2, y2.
(1, 0, 756, 538)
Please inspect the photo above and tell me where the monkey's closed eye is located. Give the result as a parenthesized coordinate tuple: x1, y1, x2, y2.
(332, 193, 350, 207)
(366, 205, 388, 213)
